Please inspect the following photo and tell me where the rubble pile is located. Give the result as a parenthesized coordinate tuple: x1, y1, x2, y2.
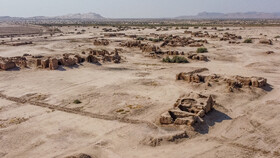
(93, 39, 110, 46)
(161, 36, 208, 47)
(220, 32, 242, 41)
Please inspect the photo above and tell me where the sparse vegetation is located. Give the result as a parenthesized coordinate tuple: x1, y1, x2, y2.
(162, 56, 188, 63)
(136, 37, 145, 41)
(127, 105, 143, 109)
(116, 109, 125, 113)
(73, 99, 82, 104)
(148, 38, 163, 42)
(243, 38, 253, 43)
(197, 47, 208, 53)
(1, 17, 280, 158)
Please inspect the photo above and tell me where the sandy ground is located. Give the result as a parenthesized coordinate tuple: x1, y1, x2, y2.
(0, 25, 280, 158)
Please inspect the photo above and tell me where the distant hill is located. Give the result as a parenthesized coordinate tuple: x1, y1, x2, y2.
(0, 16, 22, 21)
(2, 12, 280, 21)
(55, 12, 104, 20)
(176, 12, 280, 19)
(0, 12, 105, 21)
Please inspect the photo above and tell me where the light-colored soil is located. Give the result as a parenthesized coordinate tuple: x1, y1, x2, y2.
(0, 25, 280, 158)
(0, 24, 44, 36)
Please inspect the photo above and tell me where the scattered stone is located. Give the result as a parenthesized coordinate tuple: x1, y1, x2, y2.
(64, 153, 92, 158)
(265, 51, 274, 54)
(142, 131, 188, 147)
(186, 53, 208, 61)
(259, 39, 273, 45)
(220, 32, 242, 41)
(93, 39, 109, 46)
(229, 40, 240, 44)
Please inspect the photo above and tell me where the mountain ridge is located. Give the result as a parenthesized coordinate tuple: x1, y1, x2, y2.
(176, 12, 280, 19)
(0, 12, 105, 21)
(2, 12, 280, 21)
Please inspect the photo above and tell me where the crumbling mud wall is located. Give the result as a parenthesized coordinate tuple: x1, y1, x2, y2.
(0, 56, 27, 70)
(0, 49, 122, 71)
(93, 39, 109, 46)
(159, 93, 215, 126)
(176, 71, 267, 92)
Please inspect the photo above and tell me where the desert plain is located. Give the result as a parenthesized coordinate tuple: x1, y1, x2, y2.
(0, 23, 280, 158)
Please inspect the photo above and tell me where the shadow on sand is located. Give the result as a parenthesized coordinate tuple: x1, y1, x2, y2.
(262, 83, 273, 92)
(193, 109, 232, 134)
(56, 62, 104, 71)
(6, 67, 21, 71)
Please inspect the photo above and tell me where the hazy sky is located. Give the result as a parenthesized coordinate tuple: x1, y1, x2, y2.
(0, 0, 280, 18)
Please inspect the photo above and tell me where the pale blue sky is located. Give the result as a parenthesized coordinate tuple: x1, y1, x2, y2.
(0, 0, 280, 18)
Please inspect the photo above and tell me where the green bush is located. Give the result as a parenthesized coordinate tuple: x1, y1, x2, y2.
(162, 56, 171, 63)
(243, 38, 253, 43)
(275, 35, 280, 38)
(73, 99, 82, 104)
(153, 39, 160, 42)
(153, 38, 163, 42)
(197, 47, 208, 53)
(147, 38, 163, 42)
(136, 37, 145, 41)
(163, 56, 188, 63)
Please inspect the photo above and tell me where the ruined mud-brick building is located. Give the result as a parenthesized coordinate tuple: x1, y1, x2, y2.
(120, 40, 143, 48)
(160, 36, 208, 47)
(160, 93, 215, 126)
(93, 39, 109, 46)
(0, 56, 27, 70)
(0, 60, 16, 70)
(0, 48, 122, 71)
(176, 71, 267, 90)
(220, 32, 242, 41)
